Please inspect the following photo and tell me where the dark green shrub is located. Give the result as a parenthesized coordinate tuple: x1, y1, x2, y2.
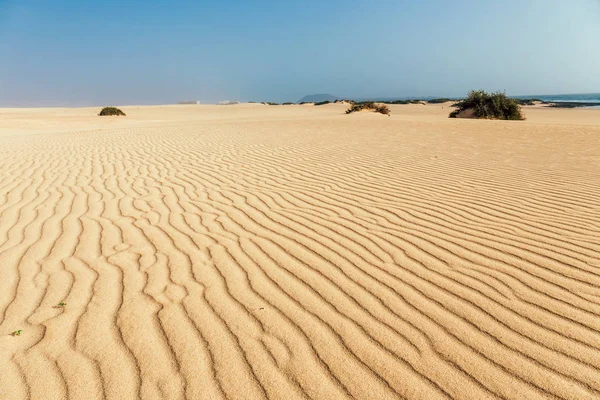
(314, 100, 331, 106)
(99, 107, 126, 116)
(345, 101, 390, 116)
(282, 102, 294, 105)
(449, 90, 524, 120)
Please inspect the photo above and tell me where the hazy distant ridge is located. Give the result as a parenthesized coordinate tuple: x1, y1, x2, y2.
(297, 94, 339, 103)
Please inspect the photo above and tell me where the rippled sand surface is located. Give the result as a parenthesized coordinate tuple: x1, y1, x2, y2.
(1, 103, 599, 399)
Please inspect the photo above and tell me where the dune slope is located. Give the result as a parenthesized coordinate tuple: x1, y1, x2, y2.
(0, 104, 599, 399)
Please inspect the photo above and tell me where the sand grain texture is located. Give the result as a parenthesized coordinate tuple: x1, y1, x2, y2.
(0, 103, 599, 399)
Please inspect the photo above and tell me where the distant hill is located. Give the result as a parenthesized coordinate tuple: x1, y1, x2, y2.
(297, 94, 338, 103)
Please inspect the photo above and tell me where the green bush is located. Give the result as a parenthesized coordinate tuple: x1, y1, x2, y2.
(449, 90, 524, 120)
(345, 101, 390, 116)
(99, 107, 126, 116)
(376, 104, 391, 115)
(314, 100, 331, 106)
(282, 102, 294, 105)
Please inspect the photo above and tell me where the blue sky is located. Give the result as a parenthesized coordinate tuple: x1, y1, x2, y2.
(0, 0, 599, 106)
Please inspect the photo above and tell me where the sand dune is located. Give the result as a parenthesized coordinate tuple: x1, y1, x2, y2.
(0, 103, 599, 399)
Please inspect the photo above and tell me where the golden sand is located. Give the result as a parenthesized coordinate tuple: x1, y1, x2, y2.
(0, 103, 599, 399)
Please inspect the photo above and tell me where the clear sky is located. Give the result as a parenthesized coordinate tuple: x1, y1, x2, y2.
(1, 0, 599, 106)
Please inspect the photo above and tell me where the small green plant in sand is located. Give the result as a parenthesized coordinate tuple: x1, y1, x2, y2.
(11, 330, 22, 336)
(449, 90, 524, 120)
(345, 101, 391, 116)
(314, 100, 331, 106)
(52, 302, 66, 309)
(98, 107, 126, 116)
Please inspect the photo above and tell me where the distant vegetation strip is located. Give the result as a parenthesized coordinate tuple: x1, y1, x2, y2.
(255, 96, 595, 109)
(260, 98, 456, 105)
(378, 99, 424, 105)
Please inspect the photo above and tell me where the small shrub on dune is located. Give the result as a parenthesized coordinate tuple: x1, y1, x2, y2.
(449, 90, 524, 120)
(345, 101, 390, 116)
(99, 107, 126, 116)
(374, 103, 391, 115)
(345, 103, 363, 114)
(314, 100, 331, 106)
